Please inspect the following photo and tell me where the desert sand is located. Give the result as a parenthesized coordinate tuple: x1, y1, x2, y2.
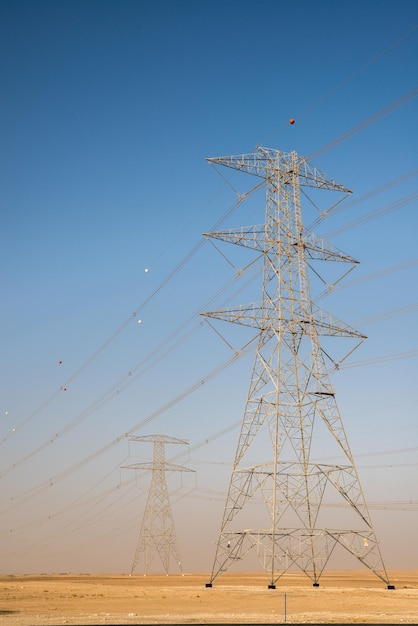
(1, 570, 418, 625)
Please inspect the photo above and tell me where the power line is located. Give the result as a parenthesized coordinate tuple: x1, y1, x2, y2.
(3, 77, 417, 538)
(308, 168, 418, 231)
(323, 191, 418, 239)
(306, 85, 418, 161)
(338, 349, 418, 370)
(3, 207, 417, 509)
(263, 24, 418, 146)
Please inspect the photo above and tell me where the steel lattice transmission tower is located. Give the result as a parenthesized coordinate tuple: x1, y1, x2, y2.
(202, 146, 393, 589)
(123, 434, 194, 575)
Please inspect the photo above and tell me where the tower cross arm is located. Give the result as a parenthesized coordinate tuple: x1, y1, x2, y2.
(122, 461, 195, 473)
(207, 147, 352, 192)
(204, 225, 269, 252)
(128, 434, 189, 445)
(310, 304, 367, 339)
(201, 303, 266, 329)
(299, 232, 360, 264)
(201, 302, 367, 338)
(203, 227, 360, 263)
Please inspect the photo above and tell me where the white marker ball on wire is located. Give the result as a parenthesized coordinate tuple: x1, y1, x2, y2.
(144, 268, 149, 273)
(138, 319, 142, 324)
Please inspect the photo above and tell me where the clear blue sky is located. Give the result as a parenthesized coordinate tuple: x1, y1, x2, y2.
(1, 0, 417, 576)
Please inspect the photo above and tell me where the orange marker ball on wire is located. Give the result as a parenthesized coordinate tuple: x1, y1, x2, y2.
(289, 118, 295, 125)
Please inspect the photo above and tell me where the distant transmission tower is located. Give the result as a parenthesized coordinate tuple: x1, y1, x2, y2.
(123, 434, 194, 575)
(202, 146, 394, 589)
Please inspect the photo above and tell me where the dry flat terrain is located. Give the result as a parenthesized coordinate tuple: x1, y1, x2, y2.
(1, 570, 418, 625)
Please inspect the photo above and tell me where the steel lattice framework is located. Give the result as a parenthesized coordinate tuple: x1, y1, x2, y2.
(202, 146, 393, 589)
(123, 435, 194, 575)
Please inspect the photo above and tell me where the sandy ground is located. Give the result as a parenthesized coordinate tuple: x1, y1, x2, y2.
(1, 570, 418, 625)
